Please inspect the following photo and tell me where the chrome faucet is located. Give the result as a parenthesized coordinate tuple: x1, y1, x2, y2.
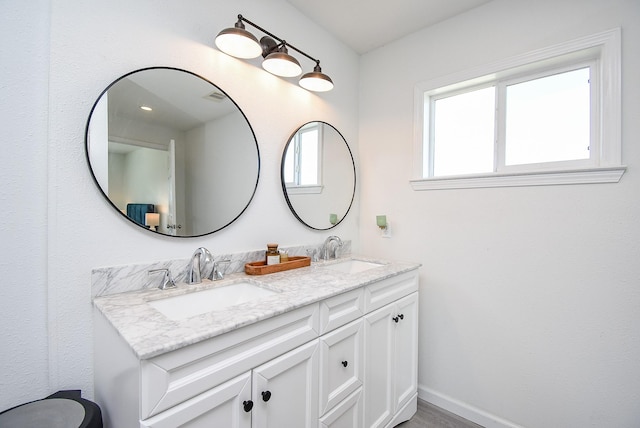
(188, 247, 214, 284)
(321, 236, 343, 260)
(209, 260, 231, 281)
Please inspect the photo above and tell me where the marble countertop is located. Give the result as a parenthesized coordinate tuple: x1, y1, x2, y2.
(93, 255, 420, 359)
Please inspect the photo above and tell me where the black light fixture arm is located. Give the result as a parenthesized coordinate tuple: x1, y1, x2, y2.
(237, 14, 321, 66)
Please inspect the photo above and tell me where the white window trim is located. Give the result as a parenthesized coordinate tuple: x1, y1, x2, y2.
(411, 28, 625, 190)
(285, 185, 323, 194)
(284, 122, 324, 188)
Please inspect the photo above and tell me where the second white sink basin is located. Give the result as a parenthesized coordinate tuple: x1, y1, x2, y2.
(149, 282, 278, 320)
(324, 259, 384, 274)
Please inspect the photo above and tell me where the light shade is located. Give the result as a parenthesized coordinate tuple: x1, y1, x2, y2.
(299, 64, 334, 92)
(215, 15, 335, 92)
(215, 23, 262, 59)
(145, 212, 160, 229)
(262, 48, 302, 77)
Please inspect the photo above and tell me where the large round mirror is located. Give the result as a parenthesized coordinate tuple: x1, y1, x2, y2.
(85, 67, 260, 237)
(281, 122, 355, 230)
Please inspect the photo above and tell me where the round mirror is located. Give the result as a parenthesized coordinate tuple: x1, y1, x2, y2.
(85, 67, 260, 237)
(281, 122, 355, 230)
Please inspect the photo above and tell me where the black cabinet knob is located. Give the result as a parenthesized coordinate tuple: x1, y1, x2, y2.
(243, 400, 253, 412)
(398, 314, 404, 320)
(341, 360, 348, 367)
(392, 316, 399, 323)
(261, 390, 272, 402)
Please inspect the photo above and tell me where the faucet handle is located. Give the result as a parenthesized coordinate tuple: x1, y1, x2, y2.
(209, 260, 231, 281)
(306, 248, 318, 262)
(148, 268, 177, 290)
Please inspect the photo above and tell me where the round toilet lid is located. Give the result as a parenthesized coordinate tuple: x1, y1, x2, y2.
(0, 398, 85, 427)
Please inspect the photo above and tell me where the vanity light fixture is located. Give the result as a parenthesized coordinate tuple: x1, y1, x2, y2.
(215, 14, 334, 92)
(145, 212, 160, 231)
(140, 105, 153, 112)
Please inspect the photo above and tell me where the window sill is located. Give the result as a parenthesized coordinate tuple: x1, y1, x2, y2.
(285, 185, 323, 194)
(410, 166, 626, 191)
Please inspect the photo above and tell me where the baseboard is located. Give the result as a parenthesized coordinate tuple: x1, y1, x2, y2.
(417, 385, 524, 428)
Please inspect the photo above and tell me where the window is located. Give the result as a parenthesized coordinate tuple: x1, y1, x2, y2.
(504, 67, 591, 166)
(412, 29, 624, 190)
(431, 86, 496, 176)
(284, 122, 323, 193)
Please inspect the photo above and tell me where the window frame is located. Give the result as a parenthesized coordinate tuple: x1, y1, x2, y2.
(495, 61, 597, 173)
(412, 28, 624, 191)
(284, 122, 324, 194)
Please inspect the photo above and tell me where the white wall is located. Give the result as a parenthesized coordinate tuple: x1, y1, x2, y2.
(0, 0, 359, 411)
(358, 0, 640, 427)
(186, 111, 257, 235)
(0, 0, 51, 408)
(120, 147, 169, 212)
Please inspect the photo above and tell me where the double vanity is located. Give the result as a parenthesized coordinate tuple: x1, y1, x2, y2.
(93, 255, 420, 428)
(86, 65, 411, 428)
(86, 67, 414, 427)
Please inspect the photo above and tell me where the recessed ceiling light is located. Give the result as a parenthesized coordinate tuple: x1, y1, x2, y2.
(140, 105, 153, 111)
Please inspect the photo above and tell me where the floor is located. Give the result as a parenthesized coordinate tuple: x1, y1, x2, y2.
(395, 399, 484, 428)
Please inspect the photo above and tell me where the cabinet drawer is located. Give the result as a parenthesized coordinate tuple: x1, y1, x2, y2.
(318, 388, 362, 428)
(319, 288, 364, 335)
(141, 304, 319, 419)
(319, 319, 363, 415)
(364, 271, 418, 313)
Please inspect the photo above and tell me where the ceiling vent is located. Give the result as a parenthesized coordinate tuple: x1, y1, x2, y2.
(205, 91, 227, 102)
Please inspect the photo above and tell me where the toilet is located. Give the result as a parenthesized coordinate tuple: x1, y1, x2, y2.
(0, 390, 102, 427)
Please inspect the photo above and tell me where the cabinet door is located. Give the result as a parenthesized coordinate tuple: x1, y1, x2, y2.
(392, 293, 419, 413)
(252, 340, 319, 428)
(319, 319, 363, 415)
(363, 304, 395, 428)
(140, 372, 252, 428)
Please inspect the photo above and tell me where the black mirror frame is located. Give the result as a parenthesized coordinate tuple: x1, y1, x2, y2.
(84, 66, 261, 238)
(280, 121, 356, 230)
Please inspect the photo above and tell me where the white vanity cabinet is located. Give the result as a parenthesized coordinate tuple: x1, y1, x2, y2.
(93, 268, 419, 428)
(140, 340, 320, 428)
(94, 303, 319, 428)
(363, 278, 419, 428)
(318, 271, 419, 428)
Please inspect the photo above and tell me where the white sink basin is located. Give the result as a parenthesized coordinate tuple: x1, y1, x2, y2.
(149, 282, 278, 320)
(324, 259, 384, 274)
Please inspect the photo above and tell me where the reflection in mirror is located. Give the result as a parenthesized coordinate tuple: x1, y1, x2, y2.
(85, 67, 260, 237)
(281, 122, 355, 230)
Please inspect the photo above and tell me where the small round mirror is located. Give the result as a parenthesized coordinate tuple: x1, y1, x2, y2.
(281, 122, 355, 230)
(85, 67, 260, 237)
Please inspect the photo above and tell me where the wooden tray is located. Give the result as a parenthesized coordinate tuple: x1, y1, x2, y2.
(245, 256, 311, 275)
